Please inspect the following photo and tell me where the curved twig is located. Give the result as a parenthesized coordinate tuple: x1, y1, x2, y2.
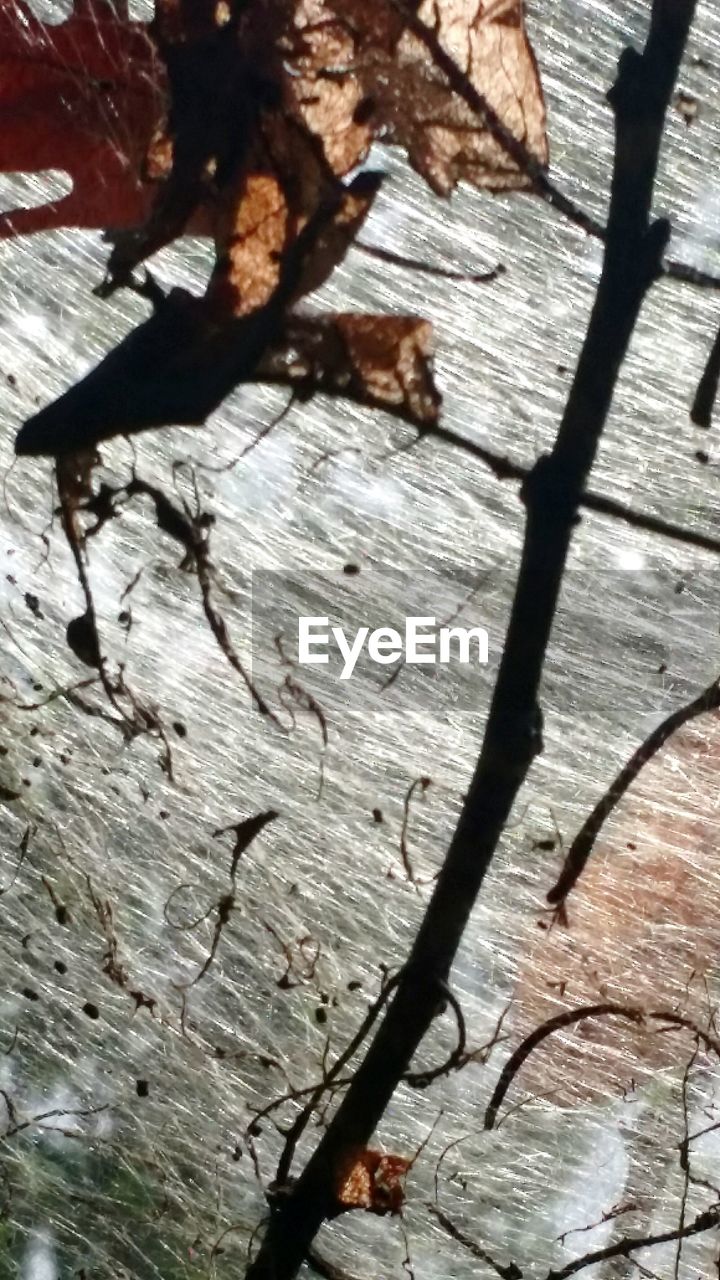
(273, 973, 401, 1188)
(428, 1204, 523, 1280)
(547, 677, 720, 906)
(484, 1005, 720, 1129)
(399, 776, 432, 884)
(404, 983, 467, 1087)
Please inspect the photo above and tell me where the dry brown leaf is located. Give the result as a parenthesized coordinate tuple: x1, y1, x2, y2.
(258, 313, 441, 425)
(287, 0, 373, 175)
(211, 172, 290, 316)
(292, 174, 383, 301)
(12, 0, 544, 451)
(206, 153, 381, 316)
(15, 177, 383, 452)
(335, 313, 441, 420)
(2, 0, 546, 250)
(330, 0, 548, 194)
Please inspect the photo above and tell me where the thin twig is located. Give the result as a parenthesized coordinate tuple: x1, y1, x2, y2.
(55, 456, 126, 723)
(418, 425, 720, 558)
(404, 983, 467, 1087)
(359, 241, 505, 284)
(675, 1045, 698, 1280)
(484, 1006, 720, 1130)
(484, 1003, 642, 1129)
(547, 677, 720, 906)
(273, 973, 401, 1189)
(544, 1208, 720, 1279)
(399, 776, 432, 884)
(691, 318, 720, 427)
(305, 1246, 364, 1280)
(428, 1204, 523, 1280)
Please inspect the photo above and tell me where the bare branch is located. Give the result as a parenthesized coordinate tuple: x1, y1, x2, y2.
(544, 1208, 720, 1280)
(418, 425, 720, 558)
(244, 6, 695, 1272)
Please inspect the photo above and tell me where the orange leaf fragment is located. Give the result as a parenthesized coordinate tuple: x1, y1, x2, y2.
(288, 0, 372, 176)
(215, 172, 290, 317)
(258, 312, 441, 426)
(335, 1148, 410, 1215)
(206, 140, 381, 317)
(334, 314, 440, 423)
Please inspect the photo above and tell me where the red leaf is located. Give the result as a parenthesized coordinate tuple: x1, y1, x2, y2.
(0, 0, 168, 237)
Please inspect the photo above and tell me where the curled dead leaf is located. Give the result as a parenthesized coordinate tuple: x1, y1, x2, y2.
(9, 0, 544, 449)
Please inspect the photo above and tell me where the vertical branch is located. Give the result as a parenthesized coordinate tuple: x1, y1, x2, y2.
(245, 4, 697, 1276)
